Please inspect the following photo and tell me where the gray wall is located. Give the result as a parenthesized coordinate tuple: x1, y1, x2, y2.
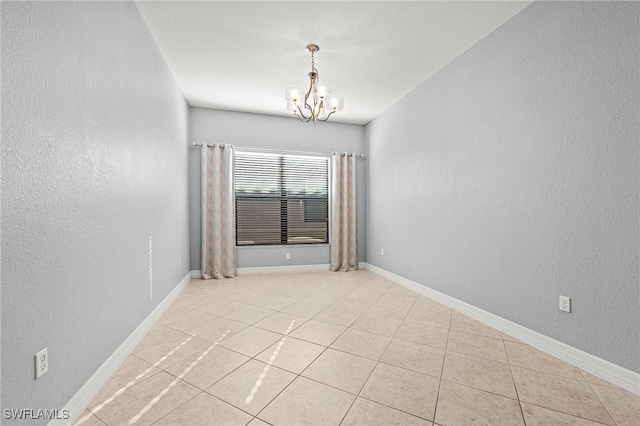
(366, 1, 639, 372)
(1, 1, 190, 422)
(189, 108, 365, 270)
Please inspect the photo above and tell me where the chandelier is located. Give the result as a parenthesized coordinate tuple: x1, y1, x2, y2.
(285, 44, 344, 123)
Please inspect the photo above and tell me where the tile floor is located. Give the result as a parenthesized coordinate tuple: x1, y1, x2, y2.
(76, 270, 639, 425)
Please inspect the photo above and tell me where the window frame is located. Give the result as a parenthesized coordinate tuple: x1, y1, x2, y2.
(234, 149, 330, 247)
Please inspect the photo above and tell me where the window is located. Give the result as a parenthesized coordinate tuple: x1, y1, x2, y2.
(234, 151, 329, 246)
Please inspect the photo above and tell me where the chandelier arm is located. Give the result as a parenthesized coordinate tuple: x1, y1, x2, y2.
(293, 110, 305, 122)
(317, 110, 336, 122)
(294, 104, 311, 122)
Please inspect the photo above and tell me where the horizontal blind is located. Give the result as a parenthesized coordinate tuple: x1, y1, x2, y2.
(235, 151, 329, 246)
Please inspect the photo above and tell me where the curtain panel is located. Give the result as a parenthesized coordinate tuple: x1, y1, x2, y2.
(330, 152, 358, 271)
(201, 144, 236, 279)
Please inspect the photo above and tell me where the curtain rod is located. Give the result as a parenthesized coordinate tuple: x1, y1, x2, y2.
(191, 143, 365, 158)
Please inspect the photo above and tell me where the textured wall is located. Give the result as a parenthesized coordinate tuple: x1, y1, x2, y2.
(366, 1, 639, 372)
(1, 1, 190, 421)
(189, 108, 366, 270)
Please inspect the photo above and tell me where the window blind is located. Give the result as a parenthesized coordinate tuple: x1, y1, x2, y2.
(235, 151, 329, 246)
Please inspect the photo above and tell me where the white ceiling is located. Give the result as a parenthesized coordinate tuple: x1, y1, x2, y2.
(135, 1, 531, 125)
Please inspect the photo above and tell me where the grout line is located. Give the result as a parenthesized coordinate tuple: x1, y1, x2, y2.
(577, 369, 620, 426)
(431, 310, 453, 425)
(518, 401, 613, 426)
(502, 336, 527, 425)
(147, 390, 204, 425)
(338, 286, 420, 425)
(339, 290, 390, 425)
(353, 395, 435, 422)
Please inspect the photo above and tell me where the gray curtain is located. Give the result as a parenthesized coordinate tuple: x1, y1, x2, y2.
(330, 152, 358, 271)
(201, 144, 236, 279)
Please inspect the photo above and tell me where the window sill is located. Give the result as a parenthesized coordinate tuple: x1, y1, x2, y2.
(236, 244, 330, 249)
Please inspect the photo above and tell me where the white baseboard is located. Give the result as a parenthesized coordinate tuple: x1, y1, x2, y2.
(191, 270, 202, 278)
(55, 272, 192, 426)
(364, 263, 640, 396)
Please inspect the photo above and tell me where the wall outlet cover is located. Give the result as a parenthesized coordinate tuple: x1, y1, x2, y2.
(559, 295, 571, 313)
(35, 348, 48, 379)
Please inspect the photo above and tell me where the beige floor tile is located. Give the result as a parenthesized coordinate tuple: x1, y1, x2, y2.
(255, 336, 325, 374)
(330, 328, 392, 361)
(349, 289, 386, 303)
(258, 376, 355, 425)
(442, 351, 517, 399)
(590, 383, 640, 426)
(247, 418, 270, 426)
(501, 332, 523, 343)
(226, 292, 264, 307)
(281, 300, 328, 318)
(366, 302, 412, 321)
(289, 319, 346, 346)
(404, 308, 452, 329)
(190, 316, 249, 343)
(74, 410, 106, 426)
(314, 306, 362, 326)
(511, 366, 615, 425)
(302, 292, 342, 307)
(360, 363, 439, 420)
(301, 348, 376, 394)
(252, 295, 297, 311)
(580, 369, 618, 388)
(156, 309, 219, 333)
(90, 371, 199, 425)
(385, 285, 420, 297)
(207, 359, 296, 416)
(157, 304, 192, 324)
(133, 324, 193, 353)
(434, 380, 524, 425)
(196, 300, 250, 317)
(351, 313, 402, 337)
(342, 397, 432, 426)
(450, 312, 502, 339)
(395, 321, 449, 349)
(134, 333, 212, 367)
(224, 304, 277, 325)
(254, 312, 307, 334)
(446, 330, 508, 363)
(218, 326, 283, 357)
(90, 355, 161, 407)
(521, 402, 610, 425)
(163, 345, 249, 390)
(154, 392, 252, 425)
(378, 292, 417, 306)
(331, 297, 374, 313)
(414, 297, 452, 314)
(381, 338, 445, 378)
(505, 341, 583, 380)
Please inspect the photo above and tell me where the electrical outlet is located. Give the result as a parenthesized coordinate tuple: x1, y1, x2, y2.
(381, 248, 384, 256)
(285, 252, 291, 260)
(35, 348, 48, 379)
(559, 296, 571, 313)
